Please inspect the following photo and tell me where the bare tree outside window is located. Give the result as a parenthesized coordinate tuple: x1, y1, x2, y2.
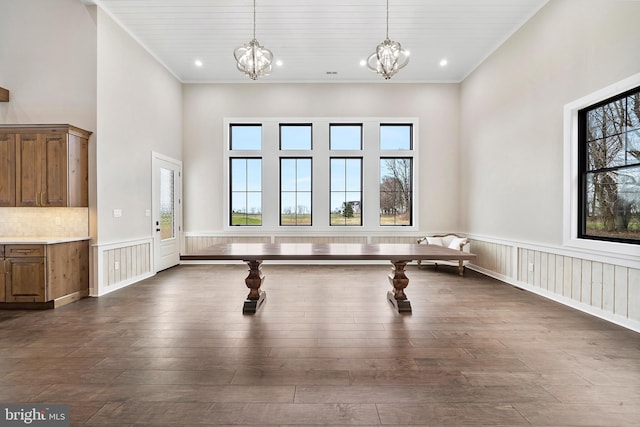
(380, 158, 412, 225)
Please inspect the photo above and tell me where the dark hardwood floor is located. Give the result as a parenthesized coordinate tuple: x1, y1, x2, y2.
(1, 264, 639, 426)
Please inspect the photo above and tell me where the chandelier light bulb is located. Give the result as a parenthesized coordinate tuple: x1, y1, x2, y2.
(234, 39, 273, 80)
(367, 38, 409, 79)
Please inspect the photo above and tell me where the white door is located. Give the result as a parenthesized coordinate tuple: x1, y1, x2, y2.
(152, 153, 182, 272)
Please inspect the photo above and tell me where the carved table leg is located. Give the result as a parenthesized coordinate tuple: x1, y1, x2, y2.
(387, 260, 412, 313)
(243, 259, 266, 314)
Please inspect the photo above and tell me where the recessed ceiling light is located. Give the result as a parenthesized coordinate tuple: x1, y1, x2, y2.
(359, 59, 366, 67)
(439, 58, 448, 67)
(276, 59, 283, 67)
(194, 59, 203, 67)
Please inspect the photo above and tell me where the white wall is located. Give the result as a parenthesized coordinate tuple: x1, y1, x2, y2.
(460, 0, 640, 246)
(460, 0, 640, 331)
(182, 83, 460, 235)
(0, 0, 96, 131)
(0, 0, 96, 241)
(96, 8, 183, 243)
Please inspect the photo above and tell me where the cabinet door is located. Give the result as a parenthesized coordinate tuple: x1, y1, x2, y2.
(6, 257, 46, 302)
(0, 134, 16, 206)
(67, 133, 88, 207)
(0, 246, 6, 302)
(16, 133, 44, 207)
(42, 132, 68, 207)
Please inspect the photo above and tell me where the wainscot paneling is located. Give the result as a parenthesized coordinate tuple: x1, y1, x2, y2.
(469, 239, 513, 279)
(469, 236, 640, 333)
(91, 238, 153, 296)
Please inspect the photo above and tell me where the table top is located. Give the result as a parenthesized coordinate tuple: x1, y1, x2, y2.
(181, 242, 476, 262)
(0, 236, 91, 244)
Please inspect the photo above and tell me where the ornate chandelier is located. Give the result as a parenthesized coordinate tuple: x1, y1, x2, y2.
(234, 0, 273, 80)
(367, 0, 409, 79)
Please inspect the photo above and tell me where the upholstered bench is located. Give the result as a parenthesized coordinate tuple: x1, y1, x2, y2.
(417, 233, 470, 276)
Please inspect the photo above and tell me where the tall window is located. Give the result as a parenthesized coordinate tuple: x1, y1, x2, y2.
(330, 158, 362, 226)
(229, 124, 262, 226)
(380, 158, 412, 225)
(280, 158, 312, 225)
(230, 158, 262, 225)
(380, 124, 413, 225)
(579, 86, 640, 244)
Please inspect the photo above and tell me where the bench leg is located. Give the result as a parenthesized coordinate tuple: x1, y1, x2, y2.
(387, 260, 412, 313)
(243, 259, 266, 314)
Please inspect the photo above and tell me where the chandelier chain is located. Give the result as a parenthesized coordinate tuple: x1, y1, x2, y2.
(386, 0, 389, 39)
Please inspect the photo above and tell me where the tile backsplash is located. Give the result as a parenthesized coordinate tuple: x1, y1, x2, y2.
(0, 207, 89, 237)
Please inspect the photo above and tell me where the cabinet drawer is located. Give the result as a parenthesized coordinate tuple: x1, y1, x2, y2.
(5, 245, 45, 257)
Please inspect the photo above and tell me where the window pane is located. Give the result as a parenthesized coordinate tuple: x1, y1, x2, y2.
(380, 158, 412, 226)
(159, 167, 175, 239)
(231, 160, 247, 191)
(231, 192, 247, 225)
(628, 130, 640, 165)
(345, 158, 361, 191)
(628, 93, 640, 129)
(330, 159, 346, 191)
(230, 158, 262, 226)
(587, 136, 625, 171)
(280, 158, 312, 226)
(281, 124, 312, 150)
(280, 193, 296, 222)
(246, 192, 262, 218)
(246, 159, 262, 191)
(380, 124, 412, 150)
(280, 159, 297, 191)
(330, 157, 362, 226)
(585, 167, 640, 240)
(230, 125, 261, 150)
(297, 159, 312, 191)
(586, 107, 605, 142)
(330, 124, 362, 150)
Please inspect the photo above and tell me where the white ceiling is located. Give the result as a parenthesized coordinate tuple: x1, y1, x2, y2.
(93, 0, 549, 83)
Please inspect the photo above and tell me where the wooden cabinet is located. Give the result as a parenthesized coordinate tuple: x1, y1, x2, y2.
(0, 133, 15, 206)
(3, 245, 46, 302)
(0, 241, 89, 308)
(0, 125, 91, 207)
(0, 246, 5, 302)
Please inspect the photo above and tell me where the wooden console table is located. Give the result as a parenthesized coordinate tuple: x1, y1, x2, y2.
(181, 243, 476, 314)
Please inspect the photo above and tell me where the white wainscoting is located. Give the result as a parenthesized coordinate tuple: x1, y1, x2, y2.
(91, 238, 154, 296)
(467, 235, 640, 333)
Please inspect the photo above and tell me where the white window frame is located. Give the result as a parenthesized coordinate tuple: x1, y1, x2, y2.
(563, 72, 640, 258)
(223, 117, 419, 234)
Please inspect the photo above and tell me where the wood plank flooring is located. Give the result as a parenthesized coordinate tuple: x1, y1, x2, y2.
(1, 264, 639, 426)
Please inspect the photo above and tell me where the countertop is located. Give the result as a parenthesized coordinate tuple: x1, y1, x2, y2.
(0, 237, 91, 244)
